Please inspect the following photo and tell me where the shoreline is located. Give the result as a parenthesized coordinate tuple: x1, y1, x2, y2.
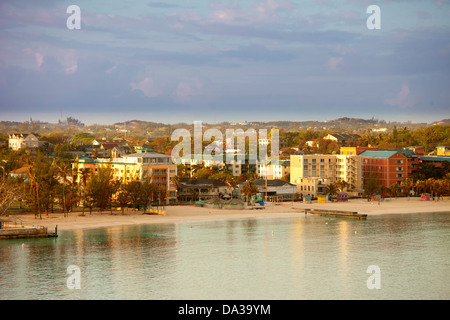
(6, 197, 449, 232)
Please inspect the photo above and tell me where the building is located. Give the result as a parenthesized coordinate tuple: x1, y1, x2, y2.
(74, 151, 178, 202)
(290, 177, 328, 199)
(418, 156, 450, 168)
(359, 150, 410, 190)
(8, 133, 40, 151)
(9, 166, 31, 180)
(324, 133, 360, 145)
(92, 138, 127, 146)
(257, 160, 290, 180)
(290, 154, 363, 197)
(177, 178, 229, 202)
(437, 146, 450, 156)
(180, 154, 257, 177)
(111, 146, 133, 158)
(404, 146, 425, 156)
(236, 179, 297, 201)
(340, 146, 378, 156)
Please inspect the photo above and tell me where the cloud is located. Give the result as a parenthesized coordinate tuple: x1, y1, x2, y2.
(175, 78, 203, 102)
(384, 85, 416, 109)
(326, 56, 343, 71)
(130, 77, 163, 97)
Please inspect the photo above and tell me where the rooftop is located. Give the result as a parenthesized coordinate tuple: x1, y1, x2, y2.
(252, 179, 296, 187)
(419, 156, 450, 162)
(124, 152, 171, 158)
(359, 150, 405, 159)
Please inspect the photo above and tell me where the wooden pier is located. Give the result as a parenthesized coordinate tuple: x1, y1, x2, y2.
(302, 208, 367, 220)
(0, 225, 58, 240)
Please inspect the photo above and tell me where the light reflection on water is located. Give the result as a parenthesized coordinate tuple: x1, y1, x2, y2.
(0, 212, 449, 300)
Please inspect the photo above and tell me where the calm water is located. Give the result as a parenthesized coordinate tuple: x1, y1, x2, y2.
(1, 212, 449, 300)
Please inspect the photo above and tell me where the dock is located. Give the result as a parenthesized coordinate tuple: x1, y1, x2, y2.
(0, 225, 58, 240)
(302, 208, 367, 220)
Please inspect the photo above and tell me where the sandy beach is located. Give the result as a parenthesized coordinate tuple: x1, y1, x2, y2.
(6, 197, 449, 231)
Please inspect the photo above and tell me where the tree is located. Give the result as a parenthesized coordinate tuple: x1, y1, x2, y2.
(364, 173, 380, 201)
(0, 178, 24, 216)
(88, 166, 115, 214)
(324, 182, 338, 201)
(336, 180, 348, 192)
(78, 168, 91, 215)
(26, 153, 59, 218)
(115, 182, 131, 215)
(389, 183, 399, 199)
(138, 176, 158, 214)
(240, 180, 258, 204)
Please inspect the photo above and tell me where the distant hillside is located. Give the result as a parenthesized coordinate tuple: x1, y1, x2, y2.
(432, 119, 450, 126)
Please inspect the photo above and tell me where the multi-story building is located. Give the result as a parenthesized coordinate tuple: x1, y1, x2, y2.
(340, 146, 378, 156)
(8, 133, 40, 151)
(294, 177, 329, 198)
(290, 154, 363, 197)
(74, 152, 178, 202)
(359, 150, 410, 191)
(257, 160, 290, 180)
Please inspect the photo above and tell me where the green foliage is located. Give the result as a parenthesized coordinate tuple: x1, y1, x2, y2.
(72, 132, 95, 146)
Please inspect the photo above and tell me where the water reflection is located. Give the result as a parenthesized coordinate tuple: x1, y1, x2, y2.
(1, 213, 449, 299)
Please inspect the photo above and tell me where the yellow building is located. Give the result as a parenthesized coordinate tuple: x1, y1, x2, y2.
(74, 152, 178, 201)
(340, 146, 378, 156)
(437, 146, 450, 156)
(290, 154, 363, 197)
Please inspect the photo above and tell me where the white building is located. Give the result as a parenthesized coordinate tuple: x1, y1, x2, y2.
(8, 133, 40, 151)
(257, 160, 290, 180)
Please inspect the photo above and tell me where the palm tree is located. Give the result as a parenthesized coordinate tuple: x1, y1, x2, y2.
(170, 175, 180, 202)
(78, 168, 91, 215)
(53, 161, 72, 217)
(324, 182, 338, 201)
(240, 180, 258, 204)
(336, 180, 348, 192)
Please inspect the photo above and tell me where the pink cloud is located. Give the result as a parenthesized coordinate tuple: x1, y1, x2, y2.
(384, 85, 416, 109)
(130, 77, 163, 98)
(326, 56, 343, 71)
(175, 78, 203, 102)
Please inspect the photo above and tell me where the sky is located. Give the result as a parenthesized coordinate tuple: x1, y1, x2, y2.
(0, 0, 449, 125)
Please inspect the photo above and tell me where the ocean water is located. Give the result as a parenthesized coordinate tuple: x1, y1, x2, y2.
(0, 212, 449, 300)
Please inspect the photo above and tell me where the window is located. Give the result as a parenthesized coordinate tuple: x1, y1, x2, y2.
(396, 167, 403, 171)
(396, 160, 404, 164)
(320, 159, 325, 163)
(396, 174, 403, 178)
